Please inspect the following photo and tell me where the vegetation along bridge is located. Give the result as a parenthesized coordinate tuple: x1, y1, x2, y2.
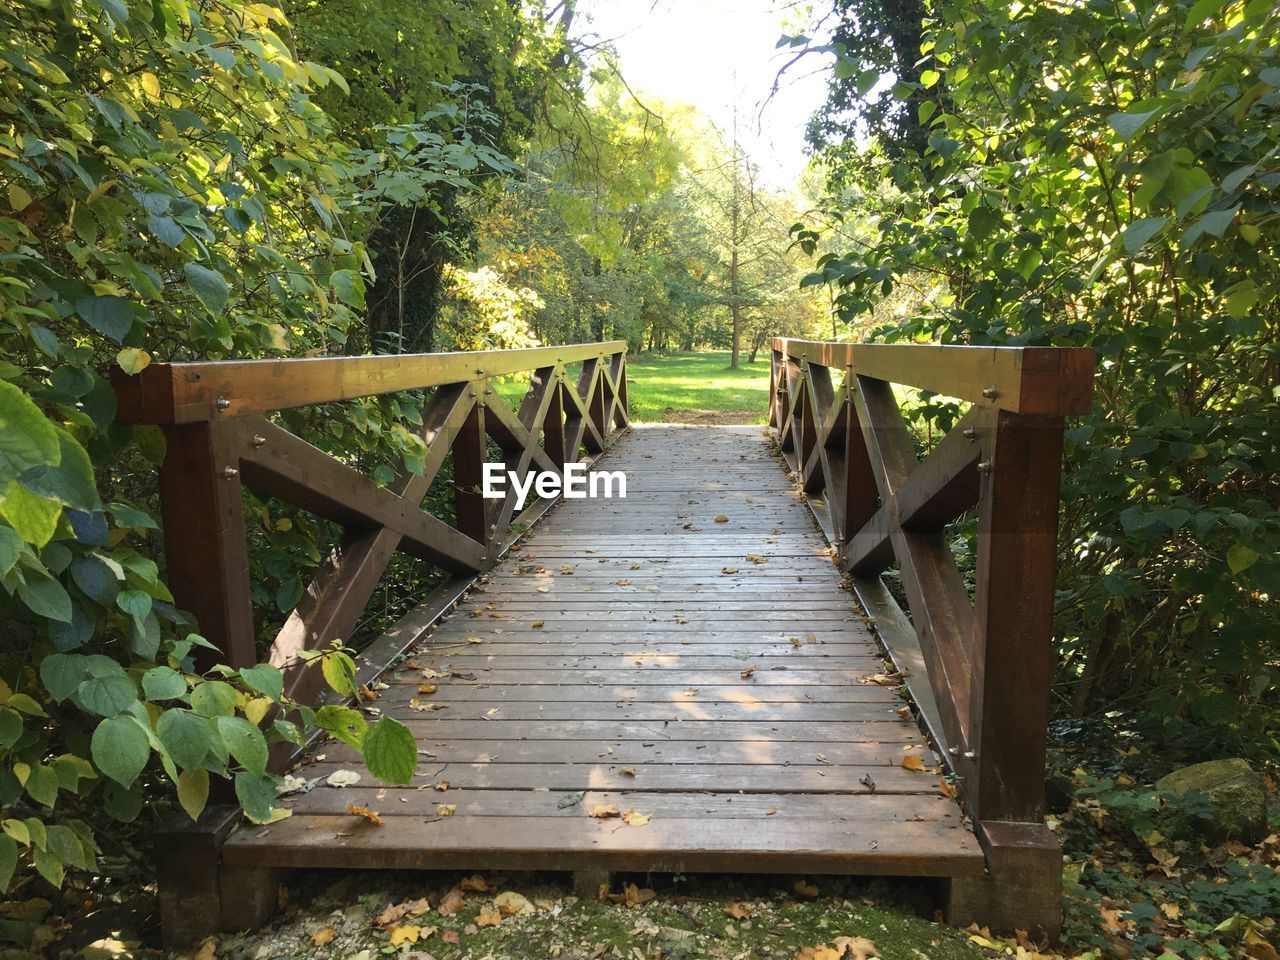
(114, 337, 1093, 945)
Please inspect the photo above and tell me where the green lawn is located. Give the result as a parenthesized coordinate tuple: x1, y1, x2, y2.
(624, 350, 771, 424)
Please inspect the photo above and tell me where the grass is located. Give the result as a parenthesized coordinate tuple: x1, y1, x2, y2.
(625, 350, 772, 424)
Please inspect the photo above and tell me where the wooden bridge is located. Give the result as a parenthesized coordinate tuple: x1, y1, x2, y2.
(115, 337, 1093, 945)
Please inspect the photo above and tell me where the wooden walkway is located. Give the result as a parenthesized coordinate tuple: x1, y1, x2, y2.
(223, 425, 981, 878)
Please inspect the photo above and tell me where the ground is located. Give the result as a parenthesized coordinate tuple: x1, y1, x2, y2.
(622, 351, 771, 425)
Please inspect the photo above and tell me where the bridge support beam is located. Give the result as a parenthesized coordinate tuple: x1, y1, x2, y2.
(945, 821, 1061, 943)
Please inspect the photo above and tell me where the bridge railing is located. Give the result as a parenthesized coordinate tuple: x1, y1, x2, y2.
(114, 342, 629, 710)
(770, 336, 1093, 925)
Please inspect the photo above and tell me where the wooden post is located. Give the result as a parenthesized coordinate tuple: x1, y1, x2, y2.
(158, 420, 255, 672)
(947, 410, 1067, 941)
(453, 393, 489, 546)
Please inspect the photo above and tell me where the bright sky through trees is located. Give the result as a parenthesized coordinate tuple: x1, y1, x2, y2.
(573, 0, 831, 188)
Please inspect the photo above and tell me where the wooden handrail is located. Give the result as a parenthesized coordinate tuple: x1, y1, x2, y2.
(769, 336, 1092, 913)
(775, 338, 1094, 415)
(116, 343, 629, 764)
(114, 341, 629, 424)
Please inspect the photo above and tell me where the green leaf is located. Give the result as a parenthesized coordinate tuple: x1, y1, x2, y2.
(1122, 217, 1166, 254)
(315, 704, 366, 748)
(0, 526, 23, 576)
(216, 715, 268, 775)
(190, 681, 238, 718)
(0, 709, 21, 749)
(141, 666, 188, 701)
(17, 574, 73, 623)
(116, 589, 152, 621)
(0, 834, 16, 892)
(234, 771, 278, 824)
(177, 767, 209, 821)
(76, 671, 138, 717)
(184, 263, 231, 316)
(32, 847, 63, 887)
(75, 295, 133, 343)
(23, 764, 58, 807)
(362, 716, 417, 785)
(156, 709, 216, 769)
(1107, 109, 1158, 139)
(0, 380, 60, 480)
(91, 716, 151, 786)
(329, 269, 365, 308)
(40, 653, 86, 702)
(20, 428, 99, 512)
(239, 664, 284, 702)
(0, 480, 62, 547)
(320, 650, 357, 696)
(1227, 544, 1259, 575)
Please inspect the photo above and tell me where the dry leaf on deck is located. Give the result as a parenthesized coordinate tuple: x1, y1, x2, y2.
(346, 802, 383, 825)
(418, 682, 438, 695)
(559, 565, 575, 574)
(531, 620, 545, 629)
(721, 567, 739, 575)
(620, 767, 636, 777)
(858, 672, 903, 686)
(311, 926, 336, 947)
(433, 780, 450, 791)
(436, 803, 457, 817)
(746, 553, 766, 564)
(724, 901, 751, 919)
(325, 769, 361, 788)
(421, 668, 448, 679)
(466, 636, 485, 644)
(740, 664, 758, 679)
(714, 515, 729, 523)
(622, 809, 650, 826)
(901, 754, 926, 772)
(616, 579, 631, 586)
(588, 804, 620, 818)
(939, 779, 957, 798)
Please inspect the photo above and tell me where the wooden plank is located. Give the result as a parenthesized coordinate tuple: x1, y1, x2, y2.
(360, 699, 903, 722)
(115, 341, 627, 424)
(775, 338, 1094, 415)
(223, 814, 983, 877)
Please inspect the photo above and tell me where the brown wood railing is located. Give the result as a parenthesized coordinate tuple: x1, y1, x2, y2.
(769, 337, 1093, 917)
(114, 343, 629, 710)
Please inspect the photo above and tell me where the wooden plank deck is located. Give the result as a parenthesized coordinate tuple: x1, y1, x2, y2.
(224, 425, 982, 879)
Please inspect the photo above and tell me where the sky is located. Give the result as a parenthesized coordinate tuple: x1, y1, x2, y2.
(571, 0, 833, 189)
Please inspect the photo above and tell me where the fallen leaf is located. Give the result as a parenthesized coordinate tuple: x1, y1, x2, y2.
(433, 780, 450, 792)
(793, 879, 820, 898)
(740, 664, 758, 679)
(939, 779, 957, 798)
(420, 668, 448, 679)
(725, 902, 751, 920)
(311, 925, 336, 947)
(675, 616, 689, 624)
(436, 803, 457, 817)
(418, 682, 438, 694)
(620, 767, 636, 777)
(616, 579, 632, 586)
(560, 565, 575, 574)
(789, 637, 803, 648)
(475, 904, 501, 927)
(721, 567, 740, 575)
(388, 925, 421, 946)
(441, 929, 460, 944)
(901, 755, 926, 772)
(766, 807, 778, 815)
(494, 891, 535, 916)
(536, 586, 550, 593)
(437, 888, 465, 917)
(325, 770, 361, 788)
(460, 874, 489, 892)
(746, 554, 766, 564)
(602, 883, 656, 907)
(622, 809, 650, 826)
(346, 802, 384, 825)
(466, 636, 485, 644)
(531, 620, 545, 628)
(833, 936, 879, 959)
(588, 804, 620, 818)
(858, 672, 903, 686)
(714, 515, 729, 523)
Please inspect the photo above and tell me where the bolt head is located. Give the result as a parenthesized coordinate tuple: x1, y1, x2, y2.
(981, 385, 999, 400)
(222, 466, 239, 478)
(963, 750, 976, 760)
(215, 396, 231, 410)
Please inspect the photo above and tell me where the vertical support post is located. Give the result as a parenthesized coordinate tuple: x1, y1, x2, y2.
(159, 420, 255, 672)
(768, 347, 779, 428)
(948, 409, 1066, 941)
(452, 393, 489, 547)
(836, 373, 879, 566)
(588, 354, 608, 441)
(542, 368, 567, 465)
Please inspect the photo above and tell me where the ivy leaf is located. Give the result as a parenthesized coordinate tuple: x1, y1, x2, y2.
(362, 716, 417, 785)
(91, 716, 151, 786)
(0, 381, 60, 479)
(184, 263, 231, 316)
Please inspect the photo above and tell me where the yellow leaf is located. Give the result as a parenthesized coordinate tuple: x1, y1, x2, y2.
(467, 636, 485, 644)
(588, 804, 620, 818)
(901, 754, 926, 772)
(7, 183, 32, 212)
(116, 347, 151, 375)
(311, 925, 335, 947)
(140, 72, 161, 98)
(475, 904, 501, 927)
(531, 620, 544, 629)
(388, 925, 420, 946)
(622, 809, 650, 826)
(243, 696, 271, 727)
(714, 514, 729, 523)
(435, 803, 456, 817)
(740, 664, 757, 679)
(793, 879, 819, 898)
(346, 803, 383, 826)
(459, 874, 488, 892)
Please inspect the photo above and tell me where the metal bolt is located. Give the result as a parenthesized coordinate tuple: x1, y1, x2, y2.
(962, 427, 977, 441)
(963, 750, 976, 760)
(949, 746, 960, 755)
(215, 396, 231, 410)
(252, 434, 266, 447)
(981, 385, 998, 400)
(222, 466, 239, 478)
(977, 460, 993, 473)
